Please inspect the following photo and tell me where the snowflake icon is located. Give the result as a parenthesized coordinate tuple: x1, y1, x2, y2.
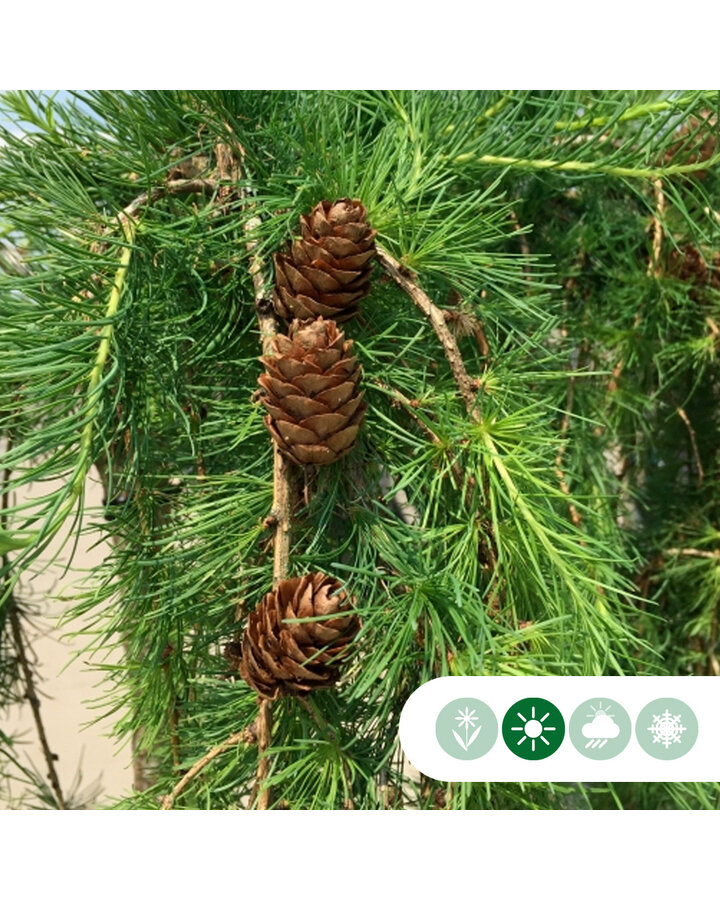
(648, 708, 687, 749)
(637, 698, 697, 760)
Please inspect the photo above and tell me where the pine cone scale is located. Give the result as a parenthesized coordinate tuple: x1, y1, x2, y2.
(275, 394, 328, 419)
(297, 266, 345, 291)
(337, 395, 364, 419)
(258, 374, 303, 399)
(320, 381, 358, 407)
(292, 240, 374, 273)
(277, 287, 345, 320)
(292, 372, 347, 396)
(325, 425, 361, 454)
(300, 413, 347, 439)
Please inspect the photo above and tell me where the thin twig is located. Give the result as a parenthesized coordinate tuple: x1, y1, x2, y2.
(123, 178, 217, 220)
(443, 307, 490, 362)
(606, 311, 641, 394)
(647, 178, 665, 277)
(7, 607, 67, 809)
(509, 209, 532, 277)
(677, 407, 704, 487)
(2, 433, 66, 809)
(554, 472, 582, 527)
(252, 697, 274, 810)
(160, 725, 257, 810)
(554, 329, 583, 528)
(665, 547, 720, 560)
(376, 247, 481, 421)
(86, 178, 218, 264)
(707, 612, 719, 676)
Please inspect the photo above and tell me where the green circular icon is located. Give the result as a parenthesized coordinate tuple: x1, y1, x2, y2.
(435, 697, 498, 760)
(635, 698, 698, 760)
(502, 697, 565, 759)
(569, 697, 631, 760)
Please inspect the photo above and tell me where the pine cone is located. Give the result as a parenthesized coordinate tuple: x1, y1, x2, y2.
(273, 198, 376, 322)
(258, 317, 366, 466)
(663, 112, 718, 180)
(239, 573, 359, 699)
(668, 245, 709, 286)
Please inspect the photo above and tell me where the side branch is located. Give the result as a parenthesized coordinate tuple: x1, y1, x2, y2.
(245, 196, 281, 809)
(2, 177, 219, 555)
(376, 247, 481, 421)
(553, 94, 713, 132)
(121, 178, 217, 220)
(228, 138, 293, 590)
(375, 249, 497, 591)
(450, 151, 720, 179)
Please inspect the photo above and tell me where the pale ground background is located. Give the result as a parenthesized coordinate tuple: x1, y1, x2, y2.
(0, 472, 132, 809)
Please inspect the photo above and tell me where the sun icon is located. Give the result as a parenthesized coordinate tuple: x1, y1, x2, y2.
(502, 698, 565, 760)
(510, 704, 557, 752)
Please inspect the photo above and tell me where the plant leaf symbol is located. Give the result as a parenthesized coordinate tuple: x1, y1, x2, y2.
(452, 730, 467, 751)
(466, 726, 481, 748)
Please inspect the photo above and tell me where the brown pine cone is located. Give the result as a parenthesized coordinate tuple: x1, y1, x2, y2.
(239, 573, 360, 700)
(667, 245, 709, 286)
(258, 317, 365, 466)
(273, 198, 376, 322)
(663, 112, 718, 179)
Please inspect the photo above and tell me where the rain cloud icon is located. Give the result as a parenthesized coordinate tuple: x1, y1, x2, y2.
(582, 711, 620, 749)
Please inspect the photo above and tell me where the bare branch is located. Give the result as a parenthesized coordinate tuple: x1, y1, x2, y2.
(677, 407, 704, 487)
(160, 725, 257, 810)
(665, 547, 720, 560)
(225, 138, 287, 811)
(252, 698, 274, 810)
(376, 247, 482, 421)
(7, 606, 66, 809)
(554, 350, 583, 528)
(0, 240, 32, 276)
(122, 178, 217, 221)
(375, 250, 498, 605)
(647, 178, 665, 277)
(2, 434, 66, 809)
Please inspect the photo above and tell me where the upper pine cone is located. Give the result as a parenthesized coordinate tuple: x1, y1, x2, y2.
(239, 573, 360, 700)
(259, 317, 366, 466)
(273, 199, 376, 322)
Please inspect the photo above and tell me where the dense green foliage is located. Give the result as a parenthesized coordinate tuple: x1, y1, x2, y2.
(1, 90, 719, 809)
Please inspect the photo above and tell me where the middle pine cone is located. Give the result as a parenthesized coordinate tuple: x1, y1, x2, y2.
(259, 317, 366, 466)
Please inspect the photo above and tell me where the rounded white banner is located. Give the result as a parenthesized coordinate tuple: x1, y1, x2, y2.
(399, 676, 716, 781)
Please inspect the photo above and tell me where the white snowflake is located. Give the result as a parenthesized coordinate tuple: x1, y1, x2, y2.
(648, 708, 686, 749)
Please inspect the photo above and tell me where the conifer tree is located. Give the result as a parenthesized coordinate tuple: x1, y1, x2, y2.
(1, 90, 719, 809)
